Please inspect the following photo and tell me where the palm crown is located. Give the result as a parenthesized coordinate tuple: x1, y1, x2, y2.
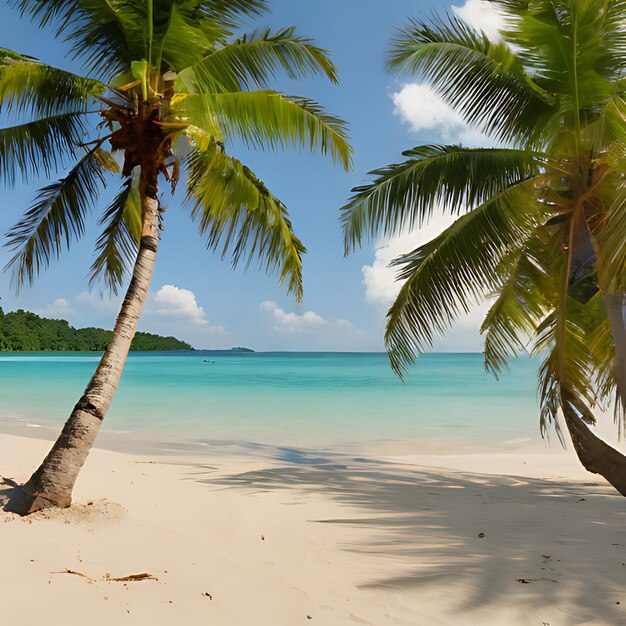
(341, 0, 626, 443)
(2, 0, 352, 299)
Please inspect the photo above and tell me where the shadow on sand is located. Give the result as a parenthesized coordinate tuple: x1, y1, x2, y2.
(196, 444, 626, 623)
(0, 476, 32, 514)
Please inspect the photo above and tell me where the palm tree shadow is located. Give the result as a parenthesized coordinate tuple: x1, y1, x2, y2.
(200, 447, 626, 623)
(0, 476, 29, 513)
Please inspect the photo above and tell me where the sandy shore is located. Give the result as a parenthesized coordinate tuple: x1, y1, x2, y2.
(1, 432, 625, 626)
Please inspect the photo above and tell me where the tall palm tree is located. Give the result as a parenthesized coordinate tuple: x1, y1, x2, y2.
(341, 0, 626, 495)
(1, 0, 352, 513)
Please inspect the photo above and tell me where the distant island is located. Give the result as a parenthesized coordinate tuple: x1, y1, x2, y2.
(202, 347, 255, 354)
(0, 308, 192, 352)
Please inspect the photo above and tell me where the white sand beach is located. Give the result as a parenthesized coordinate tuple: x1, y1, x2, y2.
(1, 432, 625, 626)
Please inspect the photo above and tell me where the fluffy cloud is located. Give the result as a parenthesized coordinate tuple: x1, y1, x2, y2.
(392, 83, 492, 146)
(260, 301, 354, 335)
(361, 218, 488, 352)
(38, 298, 73, 318)
(34, 285, 226, 348)
(452, 0, 505, 41)
(147, 285, 226, 345)
(362, 216, 456, 307)
(391, 1, 506, 147)
(152, 285, 209, 325)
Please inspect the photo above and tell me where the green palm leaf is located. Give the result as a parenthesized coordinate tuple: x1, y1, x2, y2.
(387, 14, 556, 146)
(4, 146, 108, 288)
(0, 112, 88, 185)
(535, 305, 598, 440)
(341, 145, 537, 252)
(384, 180, 537, 376)
(0, 48, 104, 116)
(177, 27, 338, 94)
(481, 232, 553, 375)
(199, 0, 269, 28)
(16, 0, 145, 76)
(174, 90, 352, 170)
(593, 183, 626, 293)
(89, 174, 142, 293)
(152, 1, 217, 72)
(186, 132, 305, 300)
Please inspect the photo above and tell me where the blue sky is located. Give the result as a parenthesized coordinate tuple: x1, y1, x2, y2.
(0, 0, 502, 351)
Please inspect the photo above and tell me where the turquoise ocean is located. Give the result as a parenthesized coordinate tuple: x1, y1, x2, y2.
(0, 352, 546, 454)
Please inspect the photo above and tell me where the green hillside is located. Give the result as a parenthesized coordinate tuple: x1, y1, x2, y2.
(0, 308, 192, 352)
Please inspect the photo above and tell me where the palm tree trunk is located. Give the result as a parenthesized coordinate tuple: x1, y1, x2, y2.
(556, 292, 626, 497)
(14, 186, 160, 514)
(562, 395, 626, 496)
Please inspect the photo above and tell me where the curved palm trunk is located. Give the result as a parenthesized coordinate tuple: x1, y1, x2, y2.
(14, 188, 160, 514)
(564, 291, 626, 497)
(569, 224, 626, 495)
(555, 290, 626, 496)
(562, 396, 626, 496)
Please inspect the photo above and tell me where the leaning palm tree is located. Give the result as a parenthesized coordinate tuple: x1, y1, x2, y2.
(341, 0, 626, 495)
(1, 0, 351, 513)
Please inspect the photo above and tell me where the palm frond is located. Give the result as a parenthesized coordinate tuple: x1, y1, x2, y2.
(198, 0, 269, 29)
(0, 48, 104, 116)
(4, 146, 107, 288)
(481, 231, 552, 375)
(0, 112, 88, 185)
(593, 182, 626, 293)
(341, 145, 537, 252)
(177, 27, 337, 94)
(15, 0, 136, 77)
(508, 0, 625, 109)
(89, 174, 141, 293)
(530, 210, 599, 441)
(535, 303, 598, 441)
(185, 131, 305, 301)
(153, 1, 216, 72)
(173, 90, 353, 170)
(387, 14, 556, 146)
(585, 294, 624, 430)
(385, 179, 537, 376)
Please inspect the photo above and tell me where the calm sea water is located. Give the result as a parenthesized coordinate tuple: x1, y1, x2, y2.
(0, 351, 544, 453)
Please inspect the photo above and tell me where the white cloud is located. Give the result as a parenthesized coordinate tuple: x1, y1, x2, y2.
(390, 1, 507, 147)
(38, 298, 73, 318)
(152, 285, 223, 334)
(392, 83, 492, 146)
(361, 216, 489, 352)
(33, 285, 226, 349)
(362, 216, 456, 307)
(452, 0, 505, 41)
(260, 301, 355, 335)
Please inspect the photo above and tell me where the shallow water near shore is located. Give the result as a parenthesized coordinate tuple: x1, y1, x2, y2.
(0, 351, 547, 454)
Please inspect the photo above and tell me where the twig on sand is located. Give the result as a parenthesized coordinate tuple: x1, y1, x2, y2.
(52, 570, 158, 583)
(104, 573, 158, 582)
(52, 569, 97, 583)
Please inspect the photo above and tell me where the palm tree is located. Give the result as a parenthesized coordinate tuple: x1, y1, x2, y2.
(1, 0, 352, 513)
(341, 0, 626, 495)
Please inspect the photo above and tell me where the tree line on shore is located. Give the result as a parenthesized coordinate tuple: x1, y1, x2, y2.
(0, 308, 191, 352)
